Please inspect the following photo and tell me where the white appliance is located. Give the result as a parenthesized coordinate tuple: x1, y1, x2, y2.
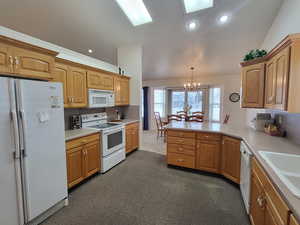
(0, 77, 68, 225)
(240, 141, 253, 214)
(88, 89, 115, 108)
(81, 113, 125, 173)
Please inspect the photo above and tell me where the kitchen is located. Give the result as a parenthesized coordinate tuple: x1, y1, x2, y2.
(1, 0, 300, 225)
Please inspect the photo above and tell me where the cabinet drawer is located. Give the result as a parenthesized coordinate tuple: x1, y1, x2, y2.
(252, 158, 289, 225)
(167, 153, 195, 169)
(66, 133, 100, 150)
(167, 144, 195, 156)
(167, 136, 195, 146)
(197, 132, 222, 141)
(168, 130, 196, 139)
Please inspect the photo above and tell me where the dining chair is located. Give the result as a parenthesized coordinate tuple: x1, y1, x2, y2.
(154, 112, 168, 138)
(186, 115, 204, 122)
(192, 111, 204, 116)
(223, 114, 230, 124)
(167, 114, 182, 123)
(177, 111, 187, 119)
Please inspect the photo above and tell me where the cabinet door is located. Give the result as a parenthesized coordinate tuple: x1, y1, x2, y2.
(13, 46, 54, 80)
(250, 171, 266, 225)
(196, 141, 221, 173)
(241, 63, 265, 108)
(0, 42, 13, 74)
(221, 136, 241, 184)
(273, 47, 290, 110)
(120, 79, 130, 105)
(126, 126, 133, 153)
(66, 146, 85, 188)
(84, 140, 100, 178)
(53, 63, 68, 107)
(87, 71, 102, 89)
(67, 66, 87, 108)
(101, 73, 114, 90)
(131, 123, 139, 150)
(265, 59, 276, 108)
(114, 77, 122, 105)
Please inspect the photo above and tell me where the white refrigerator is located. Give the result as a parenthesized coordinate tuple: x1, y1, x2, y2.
(0, 77, 68, 225)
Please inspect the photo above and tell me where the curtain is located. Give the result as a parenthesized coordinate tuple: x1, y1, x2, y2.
(143, 87, 149, 130)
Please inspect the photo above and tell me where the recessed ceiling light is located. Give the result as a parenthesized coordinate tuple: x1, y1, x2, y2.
(219, 15, 229, 23)
(88, 49, 93, 53)
(188, 21, 197, 30)
(115, 0, 153, 26)
(183, 0, 214, 13)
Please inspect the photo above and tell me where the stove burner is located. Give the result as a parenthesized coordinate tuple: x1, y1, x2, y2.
(89, 123, 120, 129)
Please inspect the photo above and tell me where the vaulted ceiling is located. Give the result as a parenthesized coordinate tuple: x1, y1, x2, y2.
(0, 0, 282, 80)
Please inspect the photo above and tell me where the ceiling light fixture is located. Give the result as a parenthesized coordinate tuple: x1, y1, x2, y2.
(88, 49, 93, 53)
(219, 15, 229, 23)
(183, 0, 214, 13)
(115, 0, 153, 26)
(188, 21, 197, 30)
(184, 67, 201, 90)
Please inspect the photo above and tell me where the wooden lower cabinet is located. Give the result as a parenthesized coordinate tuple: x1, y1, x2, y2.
(125, 122, 139, 154)
(250, 158, 290, 225)
(66, 133, 100, 188)
(221, 136, 241, 184)
(167, 152, 195, 169)
(196, 140, 221, 173)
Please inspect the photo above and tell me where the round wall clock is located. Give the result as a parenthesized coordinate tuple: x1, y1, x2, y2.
(229, 93, 240, 103)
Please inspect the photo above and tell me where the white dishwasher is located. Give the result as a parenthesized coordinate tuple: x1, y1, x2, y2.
(240, 141, 253, 214)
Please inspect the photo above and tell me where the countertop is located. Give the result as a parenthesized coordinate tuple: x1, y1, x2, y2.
(65, 119, 140, 141)
(65, 128, 99, 141)
(166, 121, 300, 221)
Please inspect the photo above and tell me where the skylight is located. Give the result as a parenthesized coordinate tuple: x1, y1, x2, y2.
(183, 0, 214, 13)
(115, 0, 153, 26)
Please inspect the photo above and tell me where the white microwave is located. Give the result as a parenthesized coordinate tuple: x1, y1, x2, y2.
(88, 89, 115, 108)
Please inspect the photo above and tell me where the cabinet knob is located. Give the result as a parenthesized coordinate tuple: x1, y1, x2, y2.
(177, 159, 184, 162)
(178, 148, 183, 151)
(257, 195, 265, 208)
(14, 57, 19, 69)
(8, 56, 13, 66)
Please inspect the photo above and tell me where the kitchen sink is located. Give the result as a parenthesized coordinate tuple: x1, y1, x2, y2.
(259, 151, 300, 198)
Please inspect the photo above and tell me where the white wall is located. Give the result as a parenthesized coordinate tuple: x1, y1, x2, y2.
(143, 75, 247, 130)
(0, 26, 118, 73)
(262, 0, 300, 50)
(117, 46, 142, 106)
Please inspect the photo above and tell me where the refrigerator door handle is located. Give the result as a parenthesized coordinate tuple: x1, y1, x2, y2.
(11, 110, 21, 159)
(19, 109, 27, 157)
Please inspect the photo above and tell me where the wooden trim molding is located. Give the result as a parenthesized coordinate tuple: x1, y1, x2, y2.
(240, 33, 300, 67)
(0, 35, 58, 56)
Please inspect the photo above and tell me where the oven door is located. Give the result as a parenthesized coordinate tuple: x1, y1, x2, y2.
(102, 127, 125, 157)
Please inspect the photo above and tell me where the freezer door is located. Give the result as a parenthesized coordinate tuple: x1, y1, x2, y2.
(16, 80, 68, 222)
(0, 78, 23, 225)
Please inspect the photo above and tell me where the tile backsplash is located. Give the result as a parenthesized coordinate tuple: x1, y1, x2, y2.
(64, 105, 140, 130)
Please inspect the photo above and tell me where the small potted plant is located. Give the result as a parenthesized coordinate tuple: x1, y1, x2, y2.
(243, 49, 267, 62)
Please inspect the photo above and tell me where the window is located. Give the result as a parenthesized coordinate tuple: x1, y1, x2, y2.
(154, 89, 166, 117)
(209, 87, 221, 122)
(187, 91, 203, 112)
(171, 91, 185, 114)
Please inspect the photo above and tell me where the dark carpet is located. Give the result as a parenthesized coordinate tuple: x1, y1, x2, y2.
(42, 150, 250, 225)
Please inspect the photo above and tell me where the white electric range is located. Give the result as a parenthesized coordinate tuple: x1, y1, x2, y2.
(81, 113, 125, 173)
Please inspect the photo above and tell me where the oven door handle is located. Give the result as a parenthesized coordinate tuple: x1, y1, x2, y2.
(103, 127, 124, 136)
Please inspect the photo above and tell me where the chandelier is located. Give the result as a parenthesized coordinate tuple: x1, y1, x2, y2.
(184, 67, 201, 90)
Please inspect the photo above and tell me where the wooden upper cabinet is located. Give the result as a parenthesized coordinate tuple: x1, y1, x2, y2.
(221, 136, 241, 184)
(241, 63, 265, 108)
(67, 66, 87, 108)
(53, 63, 68, 106)
(87, 71, 114, 91)
(114, 76, 130, 106)
(196, 140, 221, 173)
(265, 58, 276, 108)
(273, 47, 290, 110)
(12, 46, 54, 80)
(0, 42, 13, 74)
